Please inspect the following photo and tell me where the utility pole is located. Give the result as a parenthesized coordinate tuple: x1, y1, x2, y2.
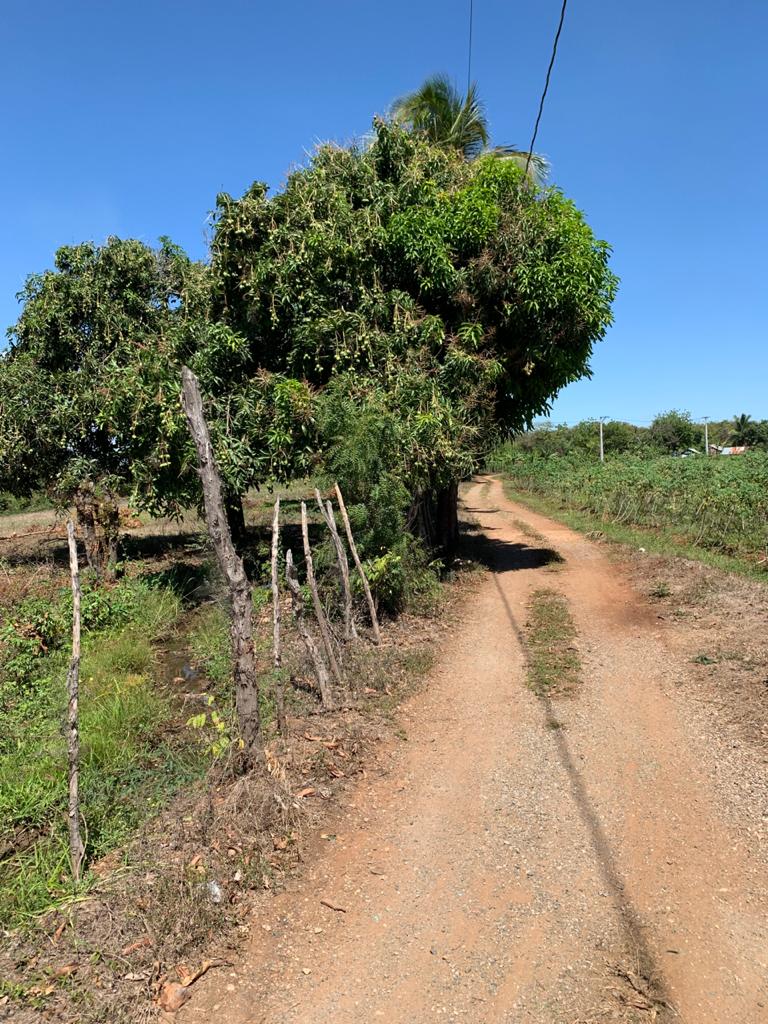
(599, 417, 606, 463)
(703, 416, 710, 456)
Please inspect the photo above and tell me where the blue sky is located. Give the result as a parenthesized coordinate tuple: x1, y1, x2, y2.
(2, 0, 766, 425)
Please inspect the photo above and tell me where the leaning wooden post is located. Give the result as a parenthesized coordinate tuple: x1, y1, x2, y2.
(271, 498, 287, 738)
(285, 550, 335, 710)
(315, 489, 357, 643)
(300, 502, 344, 685)
(180, 367, 263, 769)
(65, 520, 85, 883)
(333, 483, 381, 644)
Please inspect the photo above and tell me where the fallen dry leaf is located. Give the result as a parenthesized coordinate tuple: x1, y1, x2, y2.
(157, 981, 191, 1012)
(52, 962, 78, 978)
(121, 935, 152, 956)
(296, 786, 316, 799)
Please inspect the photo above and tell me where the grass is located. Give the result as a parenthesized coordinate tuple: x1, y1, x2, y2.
(524, 588, 581, 696)
(501, 482, 768, 582)
(0, 577, 209, 927)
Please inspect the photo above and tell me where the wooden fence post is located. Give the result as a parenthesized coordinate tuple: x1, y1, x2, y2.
(300, 502, 344, 685)
(285, 550, 335, 710)
(65, 520, 85, 883)
(180, 366, 263, 769)
(333, 483, 381, 644)
(271, 498, 287, 737)
(315, 489, 357, 642)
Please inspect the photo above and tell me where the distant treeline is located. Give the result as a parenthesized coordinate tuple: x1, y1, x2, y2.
(509, 410, 768, 458)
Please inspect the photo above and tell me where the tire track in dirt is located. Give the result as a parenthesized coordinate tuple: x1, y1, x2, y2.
(179, 477, 767, 1024)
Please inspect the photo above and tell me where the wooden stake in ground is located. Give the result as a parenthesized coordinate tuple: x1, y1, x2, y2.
(285, 550, 335, 710)
(181, 366, 263, 769)
(65, 520, 85, 883)
(301, 502, 343, 686)
(271, 498, 287, 737)
(315, 488, 357, 642)
(333, 483, 381, 644)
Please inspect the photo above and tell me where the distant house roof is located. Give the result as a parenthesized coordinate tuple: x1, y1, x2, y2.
(709, 445, 748, 455)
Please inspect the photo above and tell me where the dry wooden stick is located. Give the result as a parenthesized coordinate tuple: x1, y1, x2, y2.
(300, 502, 343, 685)
(333, 483, 381, 644)
(315, 488, 357, 643)
(285, 550, 335, 710)
(181, 366, 263, 768)
(271, 498, 287, 737)
(65, 520, 85, 883)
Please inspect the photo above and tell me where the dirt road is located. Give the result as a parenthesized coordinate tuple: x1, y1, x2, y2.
(180, 477, 767, 1023)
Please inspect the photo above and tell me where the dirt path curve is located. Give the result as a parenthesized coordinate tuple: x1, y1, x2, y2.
(180, 477, 767, 1024)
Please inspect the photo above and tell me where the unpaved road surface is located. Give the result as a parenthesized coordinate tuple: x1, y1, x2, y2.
(180, 477, 767, 1023)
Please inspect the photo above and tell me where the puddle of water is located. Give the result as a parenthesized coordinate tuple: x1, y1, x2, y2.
(156, 618, 211, 703)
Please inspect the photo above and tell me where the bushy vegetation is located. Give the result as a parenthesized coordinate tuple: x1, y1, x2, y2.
(0, 576, 203, 924)
(491, 444, 768, 562)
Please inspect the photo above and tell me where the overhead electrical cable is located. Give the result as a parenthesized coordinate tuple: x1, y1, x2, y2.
(524, 0, 569, 180)
(466, 0, 474, 94)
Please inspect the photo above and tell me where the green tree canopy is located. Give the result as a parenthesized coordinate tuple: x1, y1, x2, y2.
(211, 120, 617, 545)
(0, 236, 202, 506)
(648, 410, 701, 453)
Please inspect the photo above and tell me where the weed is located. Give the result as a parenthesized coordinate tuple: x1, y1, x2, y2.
(650, 581, 671, 599)
(525, 589, 581, 696)
(0, 576, 206, 928)
(691, 652, 718, 665)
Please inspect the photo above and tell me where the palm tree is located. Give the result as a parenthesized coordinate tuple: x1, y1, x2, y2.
(390, 74, 549, 182)
(731, 413, 754, 445)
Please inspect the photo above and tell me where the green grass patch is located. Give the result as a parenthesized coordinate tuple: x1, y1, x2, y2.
(0, 577, 208, 927)
(525, 588, 581, 696)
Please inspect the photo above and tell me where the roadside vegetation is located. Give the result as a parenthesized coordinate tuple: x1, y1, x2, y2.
(490, 443, 768, 571)
(0, 572, 199, 924)
(0, 74, 617, 1022)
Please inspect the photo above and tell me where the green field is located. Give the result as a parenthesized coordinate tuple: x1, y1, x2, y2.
(488, 446, 768, 567)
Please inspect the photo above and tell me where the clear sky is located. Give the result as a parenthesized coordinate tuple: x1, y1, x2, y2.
(2, 0, 766, 425)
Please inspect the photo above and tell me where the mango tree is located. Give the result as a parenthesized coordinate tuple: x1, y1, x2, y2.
(210, 120, 618, 550)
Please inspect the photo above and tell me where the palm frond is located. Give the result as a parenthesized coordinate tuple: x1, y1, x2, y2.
(390, 75, 550, 178)
(391, 74, 488, 160)
(489, 147, 550, 184)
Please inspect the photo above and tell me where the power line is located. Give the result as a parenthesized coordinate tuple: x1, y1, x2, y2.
(466, 0, 474, 95)
(524, 0, 569, 179)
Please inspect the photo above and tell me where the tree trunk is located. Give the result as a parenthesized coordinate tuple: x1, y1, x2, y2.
(180, 367, 263, 770)
(435, 481, 459, 553)
(73, 483, 120, 580)
(65, 520, 85, 883)
(224, 491, 248, 552)
(409, 481, 459, 555)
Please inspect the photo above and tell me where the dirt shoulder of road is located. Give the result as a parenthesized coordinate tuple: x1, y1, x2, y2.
(163, 477, 767, 1024)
